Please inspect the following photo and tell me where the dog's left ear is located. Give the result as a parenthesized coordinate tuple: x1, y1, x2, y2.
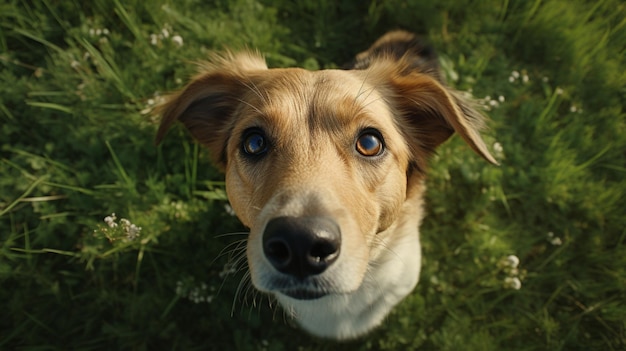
(384, 71, 499, 167)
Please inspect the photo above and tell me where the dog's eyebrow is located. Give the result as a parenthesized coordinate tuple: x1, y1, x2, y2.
(306, 94, 367, 136)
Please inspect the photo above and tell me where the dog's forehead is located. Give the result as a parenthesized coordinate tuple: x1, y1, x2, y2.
(239, 68, 395, 135)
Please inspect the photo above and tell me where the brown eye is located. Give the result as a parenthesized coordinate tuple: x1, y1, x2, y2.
(356, 131, 384, 157)
(243, 130, 268, 156)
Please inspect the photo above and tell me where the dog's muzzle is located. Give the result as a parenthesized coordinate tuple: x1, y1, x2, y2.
(262, 216, 341, 299)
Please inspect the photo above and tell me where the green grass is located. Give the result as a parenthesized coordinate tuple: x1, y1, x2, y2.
(1, 0, 624, 350)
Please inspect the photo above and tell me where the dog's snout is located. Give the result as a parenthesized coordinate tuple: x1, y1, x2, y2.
(263, 216, 341, 278)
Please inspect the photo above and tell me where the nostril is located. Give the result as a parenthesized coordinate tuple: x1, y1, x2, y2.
(264, 237, 292, 269)
(309, 240, 339, 263)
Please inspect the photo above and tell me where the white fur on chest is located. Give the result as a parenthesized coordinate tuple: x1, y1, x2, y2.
(275, 224, 422, 340)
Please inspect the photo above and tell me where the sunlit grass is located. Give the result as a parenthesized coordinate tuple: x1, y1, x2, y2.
(1, 0, 624, 349)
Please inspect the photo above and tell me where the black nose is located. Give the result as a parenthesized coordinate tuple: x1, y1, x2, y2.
(263, 216, 341, 279)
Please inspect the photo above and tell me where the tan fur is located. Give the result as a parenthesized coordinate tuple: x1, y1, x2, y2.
(156, 33, 496, 340)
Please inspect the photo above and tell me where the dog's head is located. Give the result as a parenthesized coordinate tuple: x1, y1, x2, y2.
(156, 41, 496, 339)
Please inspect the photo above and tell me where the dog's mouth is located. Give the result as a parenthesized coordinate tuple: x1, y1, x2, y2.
(279, 288, 328, 300)
(268, 277, 337, 301)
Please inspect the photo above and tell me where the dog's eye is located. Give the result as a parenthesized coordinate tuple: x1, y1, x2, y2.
(356, 131, 384, 157)
(243, 130, 268, 156)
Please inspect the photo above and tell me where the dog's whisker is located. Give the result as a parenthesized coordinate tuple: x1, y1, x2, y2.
(209, 238, 246, 266)
(231, 270, 252, 316)
(231, 254, 249, 274)
(213, 231, 249, 239)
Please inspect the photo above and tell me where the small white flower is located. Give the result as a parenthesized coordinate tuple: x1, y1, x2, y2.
(493, 141, 504, 157)
(150, 34, 159, 46)
(161, 28, 170, 38)
(522, 74, 529, 83)
(126, 224, 141, 240)
(547, 232, 563, 246)
(71, 60, 80, 69)
(224, 203, 236, 217)
(556, 88, 564, 95)
(171, 35, 183, 47)
(102, 28, 110, 36)
(498, 95, 505, 103)
(570, 105, 578, 113)
(550, 237, 563, 246)
(504, 277, 522, 290)
(508, 76, 515, 83)
(502, 255, 520, 268)
(104, 213, 117, 228)
(511, 71, 520, 79)
(95, 28, 102, 36)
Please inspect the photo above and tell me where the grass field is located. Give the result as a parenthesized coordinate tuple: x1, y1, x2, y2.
(1, 0, 625, 350)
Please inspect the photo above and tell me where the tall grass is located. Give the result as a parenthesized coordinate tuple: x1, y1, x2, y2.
(1, 0, 624, 349)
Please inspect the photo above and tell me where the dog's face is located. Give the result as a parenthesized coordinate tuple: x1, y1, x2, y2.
(225, 67, 422, 300)
(157, 42, 496, 339)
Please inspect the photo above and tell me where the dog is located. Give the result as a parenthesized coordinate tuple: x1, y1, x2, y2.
(155, 30, 497, 340)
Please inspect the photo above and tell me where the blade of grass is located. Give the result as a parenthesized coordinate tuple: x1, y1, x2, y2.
(105, 140, 136, 195)
(134, 245, 145, 292)
(2, 157, 97, 196)
(113, 0, 157, 59)
(11, 27, 65, 54)
(78, 38, 136, 100)
(0, 176, 47, 217)
(25, 101, 73, 114)
(11, 248, 79, 257)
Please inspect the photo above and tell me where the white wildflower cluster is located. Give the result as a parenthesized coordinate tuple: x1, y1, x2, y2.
(97, 213, 142, 242)
(88, 27, 110, 37)
(508, 70, 530, 84)
(87, 26, 110, 46)
(71, 23, 116, 73)
(569, 104, 584, 114)
(478, 94, 506, 111)
(498, 255, 523, 290)
(176, 280, 215, 304)
(149, 24, 183, 47)
(546, 231, 563, 246)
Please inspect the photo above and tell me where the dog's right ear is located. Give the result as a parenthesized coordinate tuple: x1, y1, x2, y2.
(155, 51, 267, 170)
